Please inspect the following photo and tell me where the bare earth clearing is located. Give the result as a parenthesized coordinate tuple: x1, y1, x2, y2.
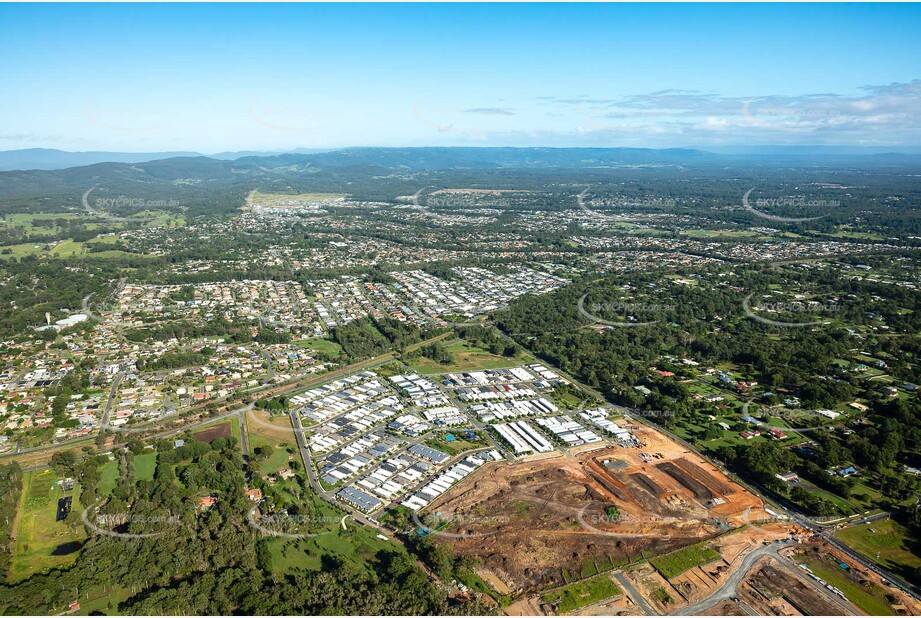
(427, 423, 768, 593)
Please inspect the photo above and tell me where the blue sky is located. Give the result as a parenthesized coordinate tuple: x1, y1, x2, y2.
(1, 3, 920, 152)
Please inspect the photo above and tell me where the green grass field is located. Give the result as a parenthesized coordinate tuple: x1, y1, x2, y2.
(134, 453, 157, 482)
(649, 543, 722, 579)
(138, 211, 186, 228)
(406, 340, 529, 374)
(265, 510, 403, 575)
(423, 433, 485, 456)
(49, 239, 93, 257)
(795, 478, 856, 516)
(0, 242, 54, 258)
(249, 434, 296, 475)
(811, 230, 886, 241)
(681, 229, 763, 239)
(70, 584, 133, 615)
(294, 337, 343, 360)
(97, 459, 119, 495)
(548, 387, 582, 410)
(835, 519, 921, 579)
(800, 554, 895, 615)
(246, 190, 347, 208)
(9, 469, 86, 582)
(540, 574, 623, 613)
(1, 213, 83, 236)
(0, 236, 150, 261)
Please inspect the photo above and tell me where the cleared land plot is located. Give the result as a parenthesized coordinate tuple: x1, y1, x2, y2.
(192, 421, 232, 443)
(681, 229, 763, 239)
(294, 337, 343, 360)
(629, 472, 667, 498)
(431, 189, 532, 195)
(425, 424, 766, 593)
(626, 563, 685, 614)
(137, 211, 185, 228)
(697, 600, 749, 615)
(741, 559, 851, 616)
(246, 408, 298, 445)
(423, 433, 486, 457)
(245, 190, 346, 210)
(97, 459, 119, 495)
(0, 237, 149, 261)
(265, 520, 402, 575)
(656, 461, 715, 501)
(1, 213, 91, 236)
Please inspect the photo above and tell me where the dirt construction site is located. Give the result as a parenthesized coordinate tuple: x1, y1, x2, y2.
(734, 556, 853, 616)
(425, 422, 772, 593)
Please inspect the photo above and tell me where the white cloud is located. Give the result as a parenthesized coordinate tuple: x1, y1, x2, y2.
(515, 80, 921, 146)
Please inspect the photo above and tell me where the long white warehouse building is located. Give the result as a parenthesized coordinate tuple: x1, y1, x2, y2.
(494, 420, 553, 454)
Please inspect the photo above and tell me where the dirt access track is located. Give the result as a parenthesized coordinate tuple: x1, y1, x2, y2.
(425, 422, 769, 594)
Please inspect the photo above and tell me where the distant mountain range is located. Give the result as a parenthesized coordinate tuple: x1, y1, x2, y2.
(701, 145, 921, 156)
(0, 149, 202, 171)
(1, 146, 918, 221)
(0, 148, 334, 171)
(1, 145, 919, 172)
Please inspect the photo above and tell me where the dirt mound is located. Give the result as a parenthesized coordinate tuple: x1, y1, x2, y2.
(629, 472, 667, 498)
(656, 461, 714, 500)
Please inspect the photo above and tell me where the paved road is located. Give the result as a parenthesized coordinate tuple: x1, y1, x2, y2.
(678, 542, 857, 616)
(641, 412, 918, 601)
(614, 571, 658, 615)
(602, 390, 920, 602)
(99, 371, 125, 432)
(262, 351, 275, 379)
(838, 511, 891, 528)
(737, 601, 759, 616)
(237, 410, 249, 457)
(673, 544, 785, 616)
(288, 408, 384, 531)
(5, 328, 453, 464)
(81, 292, 100, 322)
(818, 525, 919, 599)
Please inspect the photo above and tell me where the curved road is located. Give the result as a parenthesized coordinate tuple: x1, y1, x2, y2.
(672, 544, 786, 615)
(674, 541, 855, 616)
